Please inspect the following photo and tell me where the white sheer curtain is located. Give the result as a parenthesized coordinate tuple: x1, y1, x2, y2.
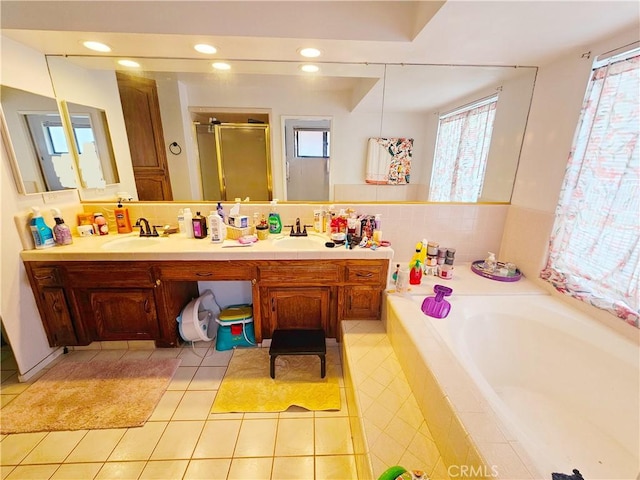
(541, 51, 640, 327)
(429, 97, 497, 202)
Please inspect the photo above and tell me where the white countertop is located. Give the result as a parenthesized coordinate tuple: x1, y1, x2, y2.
(20, 232, 395, 262)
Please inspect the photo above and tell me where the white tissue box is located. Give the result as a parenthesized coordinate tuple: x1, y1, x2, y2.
(228, 215, 249, 228)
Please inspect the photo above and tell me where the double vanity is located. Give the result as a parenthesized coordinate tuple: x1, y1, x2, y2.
(21, 233, 392, 348)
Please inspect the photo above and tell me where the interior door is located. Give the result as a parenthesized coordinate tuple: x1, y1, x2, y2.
(116, 73, 173, 200)
(284, 118, 330, 201)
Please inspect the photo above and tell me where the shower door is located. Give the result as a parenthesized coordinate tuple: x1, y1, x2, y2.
(197, 123, 272, 201)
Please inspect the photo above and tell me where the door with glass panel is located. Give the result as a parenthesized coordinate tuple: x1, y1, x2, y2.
(284, 118, 330, 201)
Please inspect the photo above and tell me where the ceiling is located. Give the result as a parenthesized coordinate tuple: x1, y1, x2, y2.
(1, 1, 639, 67)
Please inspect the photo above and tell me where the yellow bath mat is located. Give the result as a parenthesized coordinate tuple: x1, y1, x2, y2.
(212, 348, 340, 413)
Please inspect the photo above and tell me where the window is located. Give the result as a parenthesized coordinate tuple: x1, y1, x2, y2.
(429, 95, 498, 202)
(294, 128, 330, 158)
(541, 48, 639, 327)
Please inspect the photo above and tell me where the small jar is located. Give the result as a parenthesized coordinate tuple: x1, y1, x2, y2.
(256, 224, 269, 240)
(94, 213, 109, 235)
(427, 242, 439, 256)
(439, 264, 453, 279)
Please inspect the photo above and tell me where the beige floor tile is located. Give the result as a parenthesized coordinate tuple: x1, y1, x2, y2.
(50, 462, 103, 479)
(315, 454, 358, 480)
(120, 349, 154, 360)
(172, 390, 215, 420)
(91, 349, 127, 361)
(278, 405, 315, 419)
(177, 348, 209, 367)
(139, 459, 189, 479)
(209, 410, 245, 421)
(95, 461, 146, 479)
(188, 366, 226, 390)
(4, 464, 59, 480)
(0, 465, 16, 479)
(184, 459, 231, 479)
(167, 366, 198, 390)
(234, 419, 277, 457)
(200, 349, 233, 367)
(150, 420, 204, 460)
(274, 418, 314, 456)
(65, 428, 127, 463)
(0, 377, 31, 395)
(193, 420, 242, 458)
(108, 422, 168, 461)
(21, 430, 87, 464)
(0, 432, 48, 465)
(147, 390, 184, 421)
(243, 411, 279, 420)
(227, 457, 273, 480)
(149, 348, 181, 360)
(315, 417, 354, 455)
(1, 370, 17, 382)
(271, 456, 315, 479)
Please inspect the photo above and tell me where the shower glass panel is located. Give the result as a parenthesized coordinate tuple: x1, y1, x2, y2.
(214, 124, 272, 201)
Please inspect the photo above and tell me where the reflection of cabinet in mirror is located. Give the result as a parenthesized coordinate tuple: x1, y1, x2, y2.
(116, 73, 173, 200)
(195, 121, 272, 201)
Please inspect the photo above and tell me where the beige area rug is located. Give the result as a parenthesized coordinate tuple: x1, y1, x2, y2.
(212, 348, 340, 413)
(0, 358, 180, 434)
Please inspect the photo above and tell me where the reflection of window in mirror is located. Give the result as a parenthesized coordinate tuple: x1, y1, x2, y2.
(63, 101, 119, 189)
(295, 128, 330, 158)
(24, 113, 77, 190)
(429, 94, 498, 202)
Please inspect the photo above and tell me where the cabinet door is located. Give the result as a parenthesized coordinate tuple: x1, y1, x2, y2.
(40, 288, 80, 346)
(265, 287, 331, 337)
(341, 286, 382, 320)
(76, 289, 159, 341)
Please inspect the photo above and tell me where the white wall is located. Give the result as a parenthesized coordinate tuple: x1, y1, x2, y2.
(1, 36, 84, 379)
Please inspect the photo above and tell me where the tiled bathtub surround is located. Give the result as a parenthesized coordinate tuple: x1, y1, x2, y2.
(384, 296, 539, 480)
(341, 321, 450, 480)
(80, 202, 508, 264)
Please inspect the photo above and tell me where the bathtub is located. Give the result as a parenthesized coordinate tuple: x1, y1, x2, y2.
(389, 291, 640, 479)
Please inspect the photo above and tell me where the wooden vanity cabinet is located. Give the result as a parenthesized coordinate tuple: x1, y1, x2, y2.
(25, 265, 87, 346)
(25, 258, 388, 348)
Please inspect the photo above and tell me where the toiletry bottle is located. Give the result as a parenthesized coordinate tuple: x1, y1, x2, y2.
(192, 211, 208, 239)
(313, 209, 322, 233)
(183, 208, 194, 238)
(114, 201, 133, 233)
(373, 214, 382, 243)
(208, 211, 226, 243)
(177, 209, 185, 233)
(217, 202, 226, 223)
(484, 252, 496, 272)
(30, 207, 55, 249)
(51, 208, 73, 245)
(94, 213, 109, 235)
(268, 199, 282, 234)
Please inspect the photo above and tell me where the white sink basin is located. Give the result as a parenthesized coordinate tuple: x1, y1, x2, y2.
(272, 234, 327, 250)
(101, 235, 164, 251)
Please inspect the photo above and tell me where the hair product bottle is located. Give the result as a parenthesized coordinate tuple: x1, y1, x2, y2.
(51, 208, 73, 245)
(192, 211, 208, 239)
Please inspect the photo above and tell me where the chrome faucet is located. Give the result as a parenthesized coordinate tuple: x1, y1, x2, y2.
(135, 218, 159, 237)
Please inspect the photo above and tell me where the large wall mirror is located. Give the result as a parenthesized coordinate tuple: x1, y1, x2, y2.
(1, 85, 78, 194)
(45, 55, 537, 204)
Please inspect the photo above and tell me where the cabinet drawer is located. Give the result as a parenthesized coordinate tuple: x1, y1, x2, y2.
(344, 263, 386, 285)
(259, 263, 340, 284)
(158, 262, 255, 281)
(65, 263, 155, 287)
(30, 266, 62, 287)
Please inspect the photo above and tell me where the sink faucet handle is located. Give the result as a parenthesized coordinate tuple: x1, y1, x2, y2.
(283, 224, 295, 236)
(302, 224, 313, 235)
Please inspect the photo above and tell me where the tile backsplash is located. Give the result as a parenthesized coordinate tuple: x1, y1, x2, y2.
(81, 202, 509, 265)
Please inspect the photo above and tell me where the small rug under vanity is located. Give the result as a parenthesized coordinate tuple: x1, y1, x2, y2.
(212, 348, 340, 413)
(0, 358, 180, 434)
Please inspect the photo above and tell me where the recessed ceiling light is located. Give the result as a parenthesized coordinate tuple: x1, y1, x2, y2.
(83, 41, 111, 52)
(118, 59, 141, 68)
(212, 62, 231, 71)
(300, 64, 320, 73)
(299, 47, 321, 58)
(194, 44, 217, 54)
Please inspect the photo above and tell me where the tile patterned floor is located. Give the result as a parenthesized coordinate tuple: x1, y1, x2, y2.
(0, 342, 358, 480)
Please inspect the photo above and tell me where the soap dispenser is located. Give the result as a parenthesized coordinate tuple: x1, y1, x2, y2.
(114, 199, 133, 233)
(484, 252, 497, 272)
(51, 208, 73, 245)
(29, 207, 55, 249)
(268, 199, 282, 234)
